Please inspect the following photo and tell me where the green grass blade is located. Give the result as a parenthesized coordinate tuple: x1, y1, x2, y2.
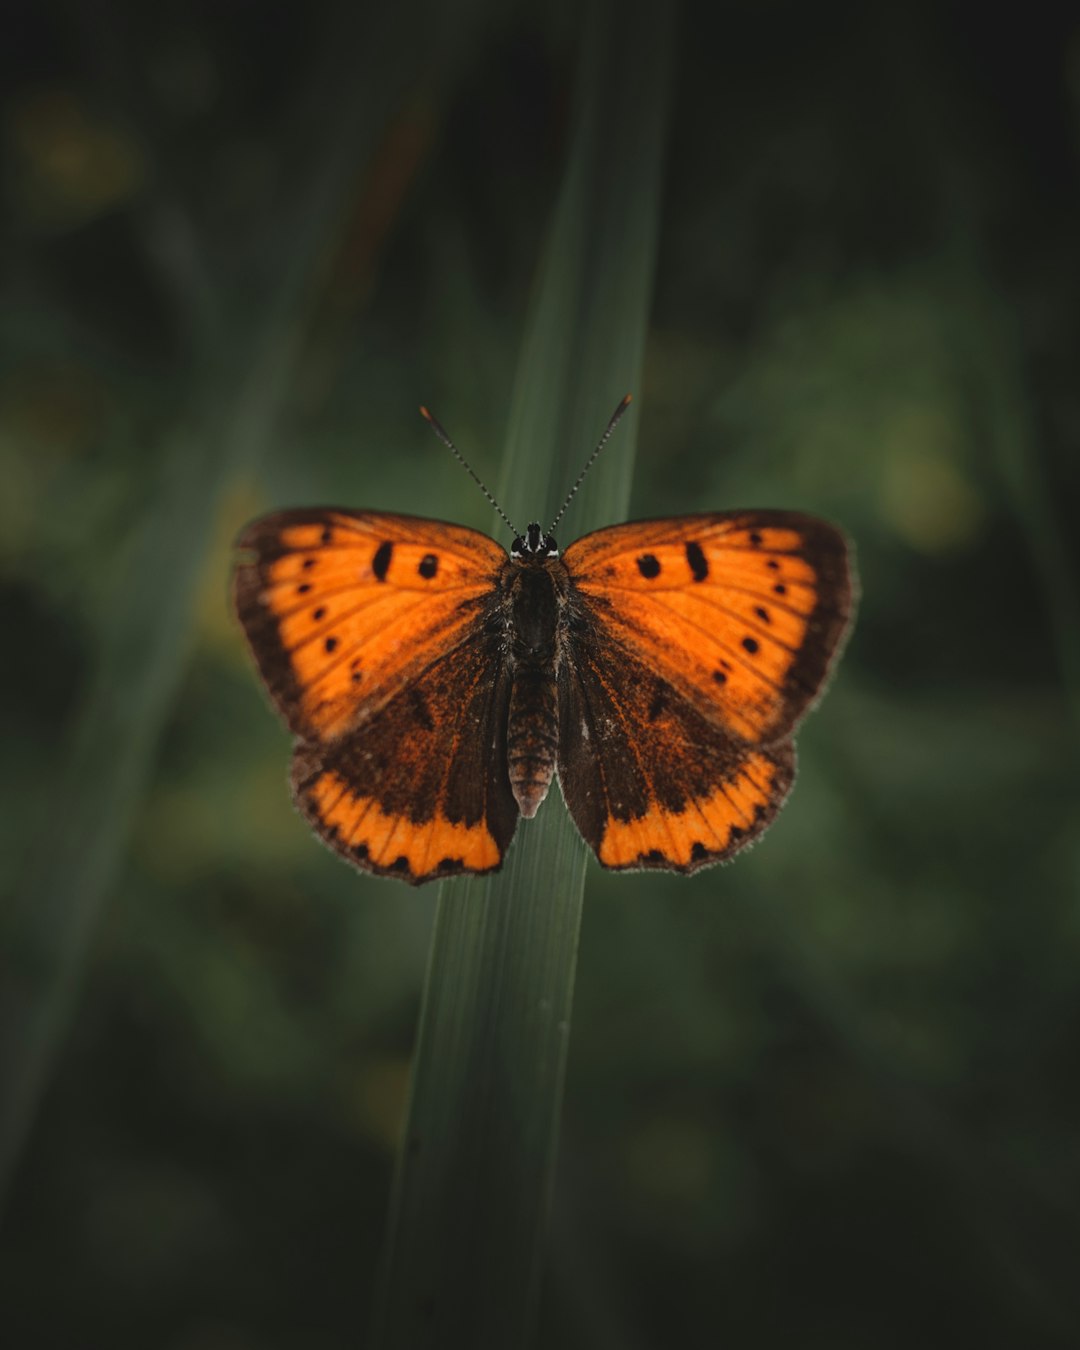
(372, 6, 674, 1347)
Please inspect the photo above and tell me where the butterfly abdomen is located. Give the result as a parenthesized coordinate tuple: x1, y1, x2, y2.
(507, 666, 559, 818)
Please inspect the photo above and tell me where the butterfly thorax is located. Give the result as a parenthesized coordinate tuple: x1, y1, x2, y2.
(503, 554, 569, 818)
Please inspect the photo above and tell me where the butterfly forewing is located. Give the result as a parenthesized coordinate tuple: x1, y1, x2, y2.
(562, 511, 853, 746)
(234, 509, 507, 742)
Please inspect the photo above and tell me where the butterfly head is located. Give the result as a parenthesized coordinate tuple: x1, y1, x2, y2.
(511, 522, 559, 559)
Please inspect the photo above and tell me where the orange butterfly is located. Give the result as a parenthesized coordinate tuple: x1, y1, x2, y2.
(233, 402, 854, 884)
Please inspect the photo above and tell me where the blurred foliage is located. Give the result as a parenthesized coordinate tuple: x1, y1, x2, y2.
(1, 1, 1079, 1348)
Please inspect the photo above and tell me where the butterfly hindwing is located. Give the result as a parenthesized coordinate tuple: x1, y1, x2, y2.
(562, 511, 853, 746)
(557, 633, 797, 872)
(291, 625, 519, 882)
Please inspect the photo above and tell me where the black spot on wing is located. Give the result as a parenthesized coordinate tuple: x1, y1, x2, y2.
(685, 540, 708, 582)
(637, 554, 661, 579)
(373, 540, 393, 581)
(419, 553, 438, 579)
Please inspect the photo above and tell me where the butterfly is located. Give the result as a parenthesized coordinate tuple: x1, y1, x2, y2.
(233, 403, 855, 884)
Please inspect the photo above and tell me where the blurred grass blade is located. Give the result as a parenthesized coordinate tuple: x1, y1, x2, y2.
(880, 8, 1080, 736)
(0, 5, 452, 1211)
(372, 5, 674, 1348)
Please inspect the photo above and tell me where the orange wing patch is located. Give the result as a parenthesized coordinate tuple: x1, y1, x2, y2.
(595, 747, 793, 871)
(300, 770, 502, 879)
(563, 511, 852, 745)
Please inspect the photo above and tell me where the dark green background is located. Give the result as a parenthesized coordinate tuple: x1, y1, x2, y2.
(2, 1, 1078, 1346)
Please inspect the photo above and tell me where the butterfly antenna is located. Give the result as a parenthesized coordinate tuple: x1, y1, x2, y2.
(419, 405, 518, 536)
(548, 393, 633, 535)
